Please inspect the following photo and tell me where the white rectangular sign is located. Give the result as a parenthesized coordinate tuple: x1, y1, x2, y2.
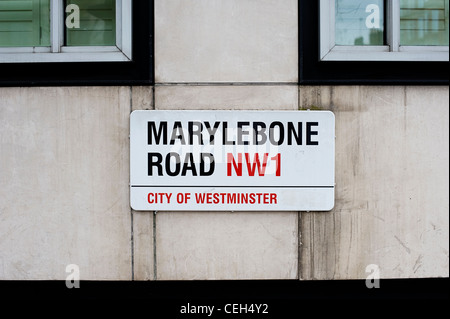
(130, 110, 335, 211)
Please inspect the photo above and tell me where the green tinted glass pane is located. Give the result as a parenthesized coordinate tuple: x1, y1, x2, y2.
(65, 0, 116, 46)
(335, 0, 385, 45)
(400, 0, 449, 45)
(0, 0, 50, 47)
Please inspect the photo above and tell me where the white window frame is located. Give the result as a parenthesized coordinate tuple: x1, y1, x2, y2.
(320, 0, 449, 61)
(0, 0, 132, 63)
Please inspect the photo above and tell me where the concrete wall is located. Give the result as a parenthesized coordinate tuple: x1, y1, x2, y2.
(299, 86, 449, 280)
(0, 0, 448, 281)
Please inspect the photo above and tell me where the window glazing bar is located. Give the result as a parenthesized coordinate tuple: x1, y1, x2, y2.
(387, 0, 400, 52)
(51, 0, 63, 52)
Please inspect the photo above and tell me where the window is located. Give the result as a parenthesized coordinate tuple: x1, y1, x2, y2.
(320, 0, 449, 61)
(0, 0, 153, 85)
(299, 0, 449, 84)
(0, 0, 132, 63)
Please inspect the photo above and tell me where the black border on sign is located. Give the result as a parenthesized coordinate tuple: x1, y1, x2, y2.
(0, 1, 154, 87)
(298, 0, 450, 85)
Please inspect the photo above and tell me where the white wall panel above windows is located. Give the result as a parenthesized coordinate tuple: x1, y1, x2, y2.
(155, 0, 298, 83)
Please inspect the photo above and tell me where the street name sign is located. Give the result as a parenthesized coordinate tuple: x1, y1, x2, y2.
(130, 110, 335, 211)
